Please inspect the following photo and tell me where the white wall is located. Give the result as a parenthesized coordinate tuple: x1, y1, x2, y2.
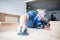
(0, 0, 26, 15)
(24, 0, 35, 2)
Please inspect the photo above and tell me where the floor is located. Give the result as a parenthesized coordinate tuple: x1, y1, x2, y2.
(0, 21, 60, 40)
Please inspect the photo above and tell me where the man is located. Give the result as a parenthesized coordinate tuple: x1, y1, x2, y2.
(19, 9, 50, 34)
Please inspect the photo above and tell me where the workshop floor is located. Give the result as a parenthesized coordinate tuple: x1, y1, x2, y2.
(0, 21, 60, 40)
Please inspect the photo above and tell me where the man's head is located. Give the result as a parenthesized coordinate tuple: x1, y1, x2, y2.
(37, 9, 48, 18)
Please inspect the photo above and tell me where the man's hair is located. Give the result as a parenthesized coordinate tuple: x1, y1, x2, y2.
(37, 9, 48, 17)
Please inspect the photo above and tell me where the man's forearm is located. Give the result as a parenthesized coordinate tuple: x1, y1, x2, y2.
(20, 14, 29, 27)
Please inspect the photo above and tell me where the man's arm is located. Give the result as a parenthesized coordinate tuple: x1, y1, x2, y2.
(20, 13, 29, 27)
